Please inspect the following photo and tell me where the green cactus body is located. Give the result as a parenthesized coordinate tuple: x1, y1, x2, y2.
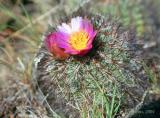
(33, 11, 149, 118)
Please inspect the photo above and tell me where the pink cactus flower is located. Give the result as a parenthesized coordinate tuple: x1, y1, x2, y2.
(45, 16, 97, 59)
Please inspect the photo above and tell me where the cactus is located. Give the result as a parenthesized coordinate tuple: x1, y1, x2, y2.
(32, 7, 149, 118)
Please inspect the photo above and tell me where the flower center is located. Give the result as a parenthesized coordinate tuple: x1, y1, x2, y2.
(70, 30, 88, 50)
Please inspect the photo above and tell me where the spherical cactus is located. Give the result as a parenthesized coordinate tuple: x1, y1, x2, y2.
(32, 9, 149, 118)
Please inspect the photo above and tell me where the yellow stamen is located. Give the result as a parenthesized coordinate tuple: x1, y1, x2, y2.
(70, 30, 88, 50)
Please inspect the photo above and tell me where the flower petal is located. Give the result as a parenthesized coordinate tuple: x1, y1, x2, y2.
(57, 23, 71, 34)
(45, 32, 57, 51)
(87, 31, 97, 46)
(82, 19, 93, 34)
(77, 47, 92, 56)
(71, 16, 83, 32)
(45, 32, 70, 59)
(64, 48, 79, 55)
(53, 32, 79, 54)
